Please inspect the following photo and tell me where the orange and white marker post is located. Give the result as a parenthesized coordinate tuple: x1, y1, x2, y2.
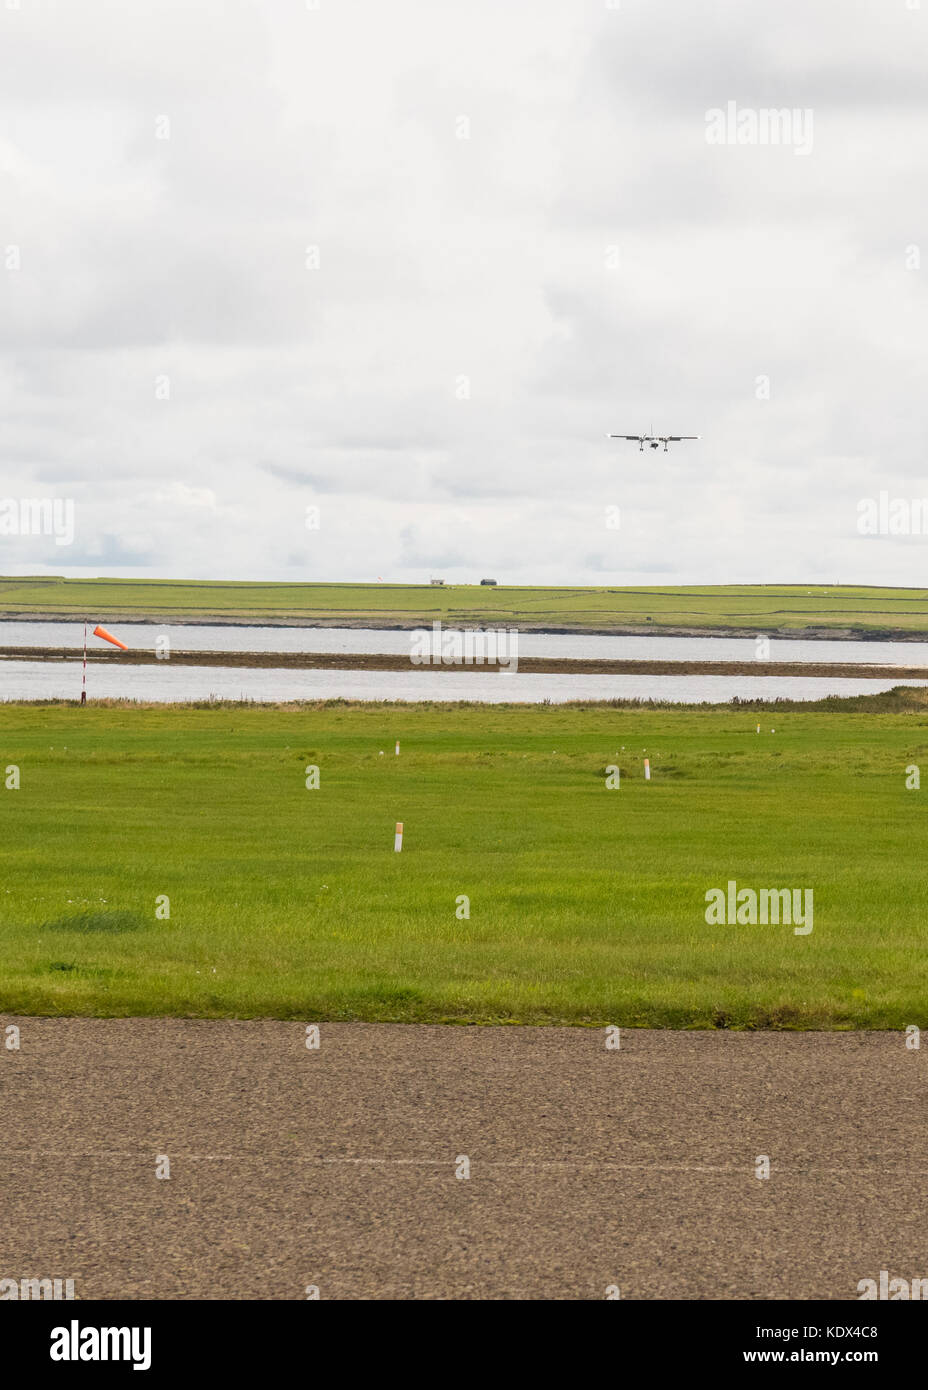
(394, 822, 403, 852)
(644, 758, 651, 781)
(81, 621, 128, 702)
(395, 741, 400, 755)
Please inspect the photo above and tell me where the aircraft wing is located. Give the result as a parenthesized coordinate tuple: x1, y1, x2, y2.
(607, 434, 644, 440)
(664, 435, 699, 441)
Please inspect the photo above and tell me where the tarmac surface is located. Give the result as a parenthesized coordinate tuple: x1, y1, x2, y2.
(2, 1018, 926, 1300)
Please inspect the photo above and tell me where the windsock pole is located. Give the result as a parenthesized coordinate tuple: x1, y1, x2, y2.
(82, 621, 127, 701)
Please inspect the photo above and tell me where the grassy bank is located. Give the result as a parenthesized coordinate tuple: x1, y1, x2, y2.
(4, 577, 928, 637)
(1, 694, 927, 1027)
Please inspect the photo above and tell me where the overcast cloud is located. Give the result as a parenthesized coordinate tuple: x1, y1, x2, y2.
(1, 0, 927, 586)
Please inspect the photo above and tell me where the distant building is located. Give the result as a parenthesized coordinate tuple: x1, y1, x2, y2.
(430, 578, 445, 586)
(480, 578, 497, 586)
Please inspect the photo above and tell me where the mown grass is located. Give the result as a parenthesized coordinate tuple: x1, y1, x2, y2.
(4, 576, 928, 635)
(2, 693, 928, 1027)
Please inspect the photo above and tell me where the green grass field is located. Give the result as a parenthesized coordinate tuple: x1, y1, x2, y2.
(4, 576, 928, 635)
(2, 693, 927, 1028)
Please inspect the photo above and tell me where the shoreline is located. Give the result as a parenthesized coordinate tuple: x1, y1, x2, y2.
(4, 646, 928, 679)
(2, 689, 927, 713)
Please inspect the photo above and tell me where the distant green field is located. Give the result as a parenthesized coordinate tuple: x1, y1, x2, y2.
(2, 694, 927, 1027)
(3, 576, 928, 635)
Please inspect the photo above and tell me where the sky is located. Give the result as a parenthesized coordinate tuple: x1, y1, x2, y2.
(1, 0, 927, 587)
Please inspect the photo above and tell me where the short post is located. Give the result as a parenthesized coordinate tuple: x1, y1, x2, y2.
(394, 821, 403, 852)
(395, 741, 400, 755)
(644, 758, 651, 781)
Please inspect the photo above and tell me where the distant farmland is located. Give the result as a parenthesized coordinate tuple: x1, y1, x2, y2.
(3, 577, 928, 637)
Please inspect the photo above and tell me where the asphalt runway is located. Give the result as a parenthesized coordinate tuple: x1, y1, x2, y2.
(1, 1019, 926, 1300)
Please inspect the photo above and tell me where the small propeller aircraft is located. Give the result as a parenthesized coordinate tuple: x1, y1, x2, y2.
(608, 430, 700, 452)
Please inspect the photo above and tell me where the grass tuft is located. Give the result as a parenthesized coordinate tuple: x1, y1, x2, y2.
(42, 910, 146, 934)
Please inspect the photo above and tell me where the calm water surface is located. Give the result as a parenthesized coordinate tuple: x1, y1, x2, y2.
(3, 621, 928, 662)
(1, 660, 923, 705)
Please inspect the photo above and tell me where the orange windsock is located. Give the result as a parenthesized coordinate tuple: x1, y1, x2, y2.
(93, 624, 128, 651)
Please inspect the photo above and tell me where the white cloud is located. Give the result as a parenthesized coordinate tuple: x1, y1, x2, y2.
(0, 0, 927, 586)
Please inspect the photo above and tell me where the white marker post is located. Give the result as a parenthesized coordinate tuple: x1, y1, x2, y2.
(644, 759, 651, 781)
(394, 821, 403, 852)
(395, 741, 400, 755)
